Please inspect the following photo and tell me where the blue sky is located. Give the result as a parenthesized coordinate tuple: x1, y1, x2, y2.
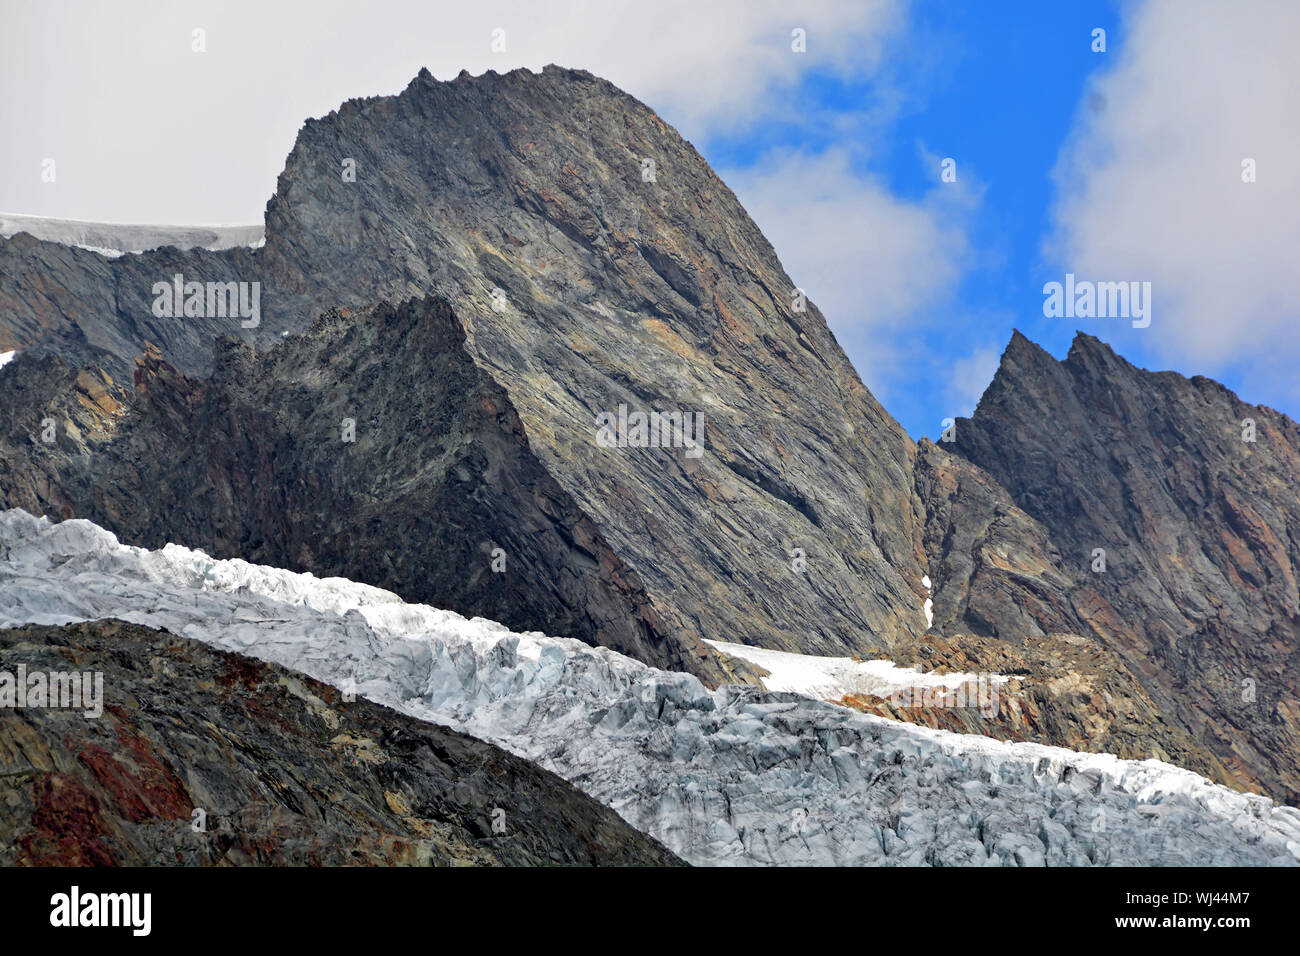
(711, 1, 1127, 438)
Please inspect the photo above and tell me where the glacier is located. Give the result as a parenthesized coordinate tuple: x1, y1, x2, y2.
(1, 508, 1297, 866)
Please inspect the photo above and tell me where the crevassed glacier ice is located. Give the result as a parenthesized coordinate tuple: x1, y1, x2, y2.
(1, 509, 1297, 866)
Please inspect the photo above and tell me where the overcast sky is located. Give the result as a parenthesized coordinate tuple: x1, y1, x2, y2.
(3, 0, 1297, 437)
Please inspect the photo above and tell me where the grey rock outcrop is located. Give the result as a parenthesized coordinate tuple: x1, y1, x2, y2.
(1, 66, 934, 682)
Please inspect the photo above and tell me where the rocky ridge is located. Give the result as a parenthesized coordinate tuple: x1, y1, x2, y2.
(944, 331, 1300, 804)
(0, 65, 933, 686)
(0, 618, 682, 866)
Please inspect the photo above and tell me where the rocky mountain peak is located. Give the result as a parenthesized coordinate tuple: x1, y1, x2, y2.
(249, 64, 933, 670)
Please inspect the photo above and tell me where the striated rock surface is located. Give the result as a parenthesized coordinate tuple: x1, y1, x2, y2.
(0, 618, 682, 866)
(0, 231, 275, 375)
(915, 437, 1097, 642)
(0, 297, 746, 681)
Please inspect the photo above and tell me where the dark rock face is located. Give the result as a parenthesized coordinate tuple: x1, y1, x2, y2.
(947, 331, 1300, 803)
(256, 65, 933, 663)
(0, 619, 683, 866)
(915, 438, 1097, 642)
(904, 438, 1237, 783)
(0, 297, 721, 679)
(0, 232, 276, 376)
(0, 353, 126, 521)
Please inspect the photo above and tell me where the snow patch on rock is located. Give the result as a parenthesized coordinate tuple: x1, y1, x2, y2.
(704, 639, 1005, 702)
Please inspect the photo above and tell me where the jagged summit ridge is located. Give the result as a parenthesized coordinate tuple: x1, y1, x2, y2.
(948, 328, 1300, 802)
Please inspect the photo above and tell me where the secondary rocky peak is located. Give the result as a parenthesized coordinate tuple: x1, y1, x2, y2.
(1005, 326, 1043, 353)
(971, 330, 1065, 408)
(1065, 329, 1112, 357)
(949, 329, 1300, 803)
(1062, 330, 1146, 383)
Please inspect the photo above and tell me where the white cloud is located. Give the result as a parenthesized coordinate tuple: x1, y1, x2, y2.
(0, 0, 983, 420)
(508, 0, 906, 140)
(1046, 0, 1300, 399)
(0, 0, 904, 223)
(722, 147, 976, 394)
(946, 343, 1002, 418)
